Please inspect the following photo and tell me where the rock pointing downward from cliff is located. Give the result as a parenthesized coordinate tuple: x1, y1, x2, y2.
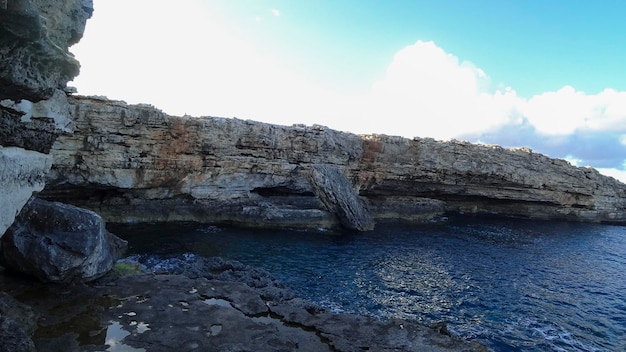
(0, 198, 127, 283)
(308, 164, 375, 231)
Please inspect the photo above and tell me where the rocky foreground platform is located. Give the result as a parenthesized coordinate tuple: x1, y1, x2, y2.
(0, 257, 486, 352)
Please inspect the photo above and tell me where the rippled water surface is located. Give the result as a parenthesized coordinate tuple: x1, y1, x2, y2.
(111, 217, 626, 351)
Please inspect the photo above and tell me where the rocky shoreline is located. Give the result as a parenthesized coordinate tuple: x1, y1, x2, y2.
(1, 1, 625, 351)
(1, 255, 487, 352)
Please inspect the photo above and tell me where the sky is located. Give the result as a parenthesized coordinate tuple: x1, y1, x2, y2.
(70, 0, 626, 182)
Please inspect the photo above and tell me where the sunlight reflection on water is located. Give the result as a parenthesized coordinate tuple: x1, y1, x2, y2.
(110, 217, 626, 352)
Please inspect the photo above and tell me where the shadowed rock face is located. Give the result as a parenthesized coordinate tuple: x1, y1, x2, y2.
(43, 96, 626, 229)
(0, 0, 93, 101)
(0, 198, 127, 283)
(0, 0, 92, 237)
(0, 292, 38, 352)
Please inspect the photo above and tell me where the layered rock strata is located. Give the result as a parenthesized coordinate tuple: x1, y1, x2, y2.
(0, 0, 93, 236)
(44, 96, 626, 229)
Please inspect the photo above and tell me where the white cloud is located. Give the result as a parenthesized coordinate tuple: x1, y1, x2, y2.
(597, 167, 626, 184)
(522, 87, 626, 135)
(563, 155, 583, 166)
(522, 86, 588, 135)
(351, 40, 626, 143)
(337, 40, 626, 180)
(271, 9, 280, 17)
(352, 40, 523, 140)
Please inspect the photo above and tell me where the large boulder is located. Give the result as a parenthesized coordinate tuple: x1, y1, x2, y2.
(0, 198, 127, 283)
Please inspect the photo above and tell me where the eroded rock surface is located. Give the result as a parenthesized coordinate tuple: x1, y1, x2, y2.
(309, 164, 375, 231)
(0, 0, 93, 101)
(0, 147, 52, 236)
(0, 292, 38, 352)
(100, 274, 483, 352)
(0, 0, 93, 238)
(0, 198, 127, 283)
(0, 262, 486, 352)
(43, 96, 626, 229)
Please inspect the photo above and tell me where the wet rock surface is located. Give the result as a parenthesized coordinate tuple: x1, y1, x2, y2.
(0, 198, 127, 283)
(0, 257, 486, 352)
(0, 291, 38, 352)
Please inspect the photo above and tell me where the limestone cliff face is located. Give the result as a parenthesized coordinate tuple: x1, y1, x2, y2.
(0, 0, 93, 236)
(44, 96, 626, 229)
(46, 96, 372, 230)
(357, 136, 626, 222)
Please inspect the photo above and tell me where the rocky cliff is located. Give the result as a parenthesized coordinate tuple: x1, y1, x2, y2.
(43, 96, 626, 230)
(0, 0, 93, 236)
(3, 1, 626, 235)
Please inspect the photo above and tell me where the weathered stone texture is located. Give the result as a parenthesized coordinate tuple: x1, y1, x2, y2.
(44, 96, 626, 229)
(309, 164, 375, 231)
(0, 197, 127, 283)
(0, 268, 485, 352)
(357, 135, 626, 222)
(0, 147, 52, 236)
(0, 292, 38, 352)
(0, 0, 92, 238)
(1, 89, 75, 153)
(0, 0, 93, 101)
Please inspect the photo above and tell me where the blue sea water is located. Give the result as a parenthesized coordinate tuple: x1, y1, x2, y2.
(112, 216, 626, 351)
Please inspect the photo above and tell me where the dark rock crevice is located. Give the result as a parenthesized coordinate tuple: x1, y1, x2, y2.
(252, 186, 316, 198)
(0, 107, 56, 152)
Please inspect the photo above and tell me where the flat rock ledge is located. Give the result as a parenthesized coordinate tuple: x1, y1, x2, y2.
(0, 260, 486, 352)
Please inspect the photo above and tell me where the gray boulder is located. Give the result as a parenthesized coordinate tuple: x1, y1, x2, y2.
(0, 197, 127, 283)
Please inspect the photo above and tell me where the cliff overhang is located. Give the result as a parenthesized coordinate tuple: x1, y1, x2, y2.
(40, 95, 626, 230)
